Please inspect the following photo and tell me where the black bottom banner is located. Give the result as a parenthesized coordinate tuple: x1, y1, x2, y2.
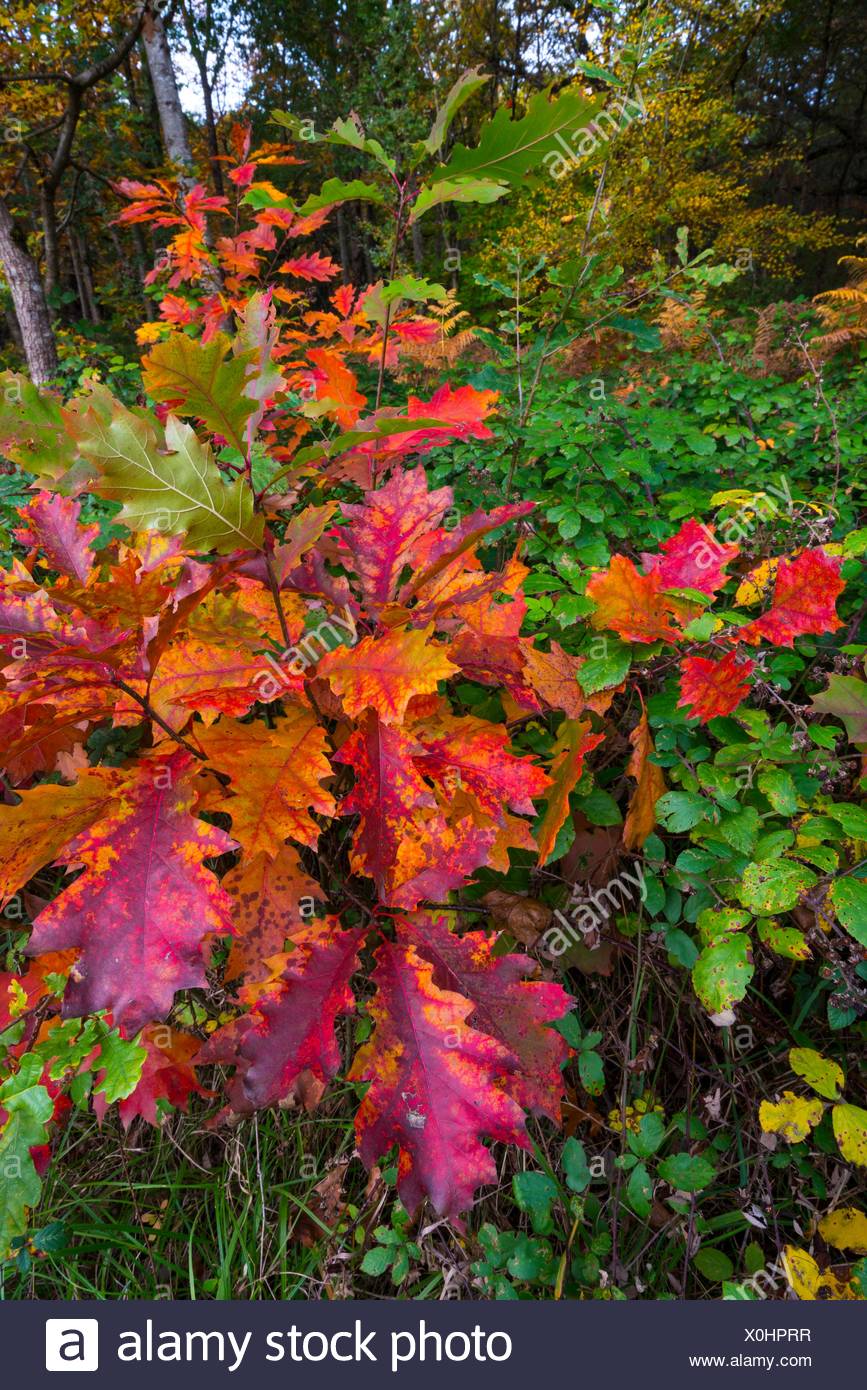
(0, 1298, 857, 1387)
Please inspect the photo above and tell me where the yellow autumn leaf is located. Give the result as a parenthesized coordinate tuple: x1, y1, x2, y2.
(789, 1046, 844, 1100)
(818, 1270, 863, 1300)
(832, 1102, 867, 1167)
(759, 1091, 823, 1143)
(782, 1246, 820, 1300)
(135, 322, 165, 345)
(818, 1207, 867, 1255)
(735, 557, 779, 606)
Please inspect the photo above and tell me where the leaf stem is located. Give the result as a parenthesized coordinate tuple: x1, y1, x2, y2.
(114, 678, 206, 761)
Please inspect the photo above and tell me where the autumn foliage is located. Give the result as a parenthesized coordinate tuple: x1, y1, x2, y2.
(0, 119, 856, 1246)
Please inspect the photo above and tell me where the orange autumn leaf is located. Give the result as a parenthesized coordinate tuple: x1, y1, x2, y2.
(536, 719, 605, 866)
(198, 709, 336, 856)
(306, 347, 367, 427)
(678, 650, 755, 722)
(318, 624, 457, 725)
(622, 711, 666, 850)
(737, 548, 845, 647)
(586, 554, 683, 644)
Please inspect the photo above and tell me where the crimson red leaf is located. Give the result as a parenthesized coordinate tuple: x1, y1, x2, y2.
(678, 650, 755, 722)
(27, 751, 236, 1033)
(398, 914, 573, 1120)
(350, 939, 529, 1217)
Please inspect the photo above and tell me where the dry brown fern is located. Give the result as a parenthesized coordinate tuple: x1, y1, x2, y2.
(395, 288, 477, 378)
(812, 235, 867, 355)
(654, 290, 715, 353)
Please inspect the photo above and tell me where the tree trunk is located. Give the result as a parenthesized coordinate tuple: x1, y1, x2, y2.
(141, 7, 196, 190)
(198, 64, 225, 197)
(0, 198, 58, 382)
(39, 185, 60, 301)
(336, 205, 351, 283)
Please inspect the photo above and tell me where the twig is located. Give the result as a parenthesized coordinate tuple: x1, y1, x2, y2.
(114, 678, 206, 760)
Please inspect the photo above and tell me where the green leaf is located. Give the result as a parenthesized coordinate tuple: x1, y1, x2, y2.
(0, 372, 78, 482)
(693, 1247, 735, 1281)
(78, 404, 264, 555)
(361, 1244, 394, 1276)
(142, 332, 258, 456)
(577, 637, 632, 694)
(692, 933, 754, 1013)
(658, 1152, 716, 1192)
(422, 67, 491, 156)
(0, 1056, 54, 1255)
(829, 804, 867, 839)
(93, 1025, 147, 1104)
(327, 115, 396, 172)
(626, 1162, 653, 1219)
(574, 788, 622, 826)
(578, 1049, 605, 1095)
(665, 928, 699, 968)
(717, 806, 759, 854)
(379, 275, 448, 306)
(740, 859, 817, 914)
(411, 177, 510, 222)
(296, 178, 387, 216)
(436, 85, 603, 186)
(757, 769, 798, 816)
(513, 1171, 558, 1233)
(627, 1112, 666, 1159)
(656, 791, 710, 832)
(696, 908, 751, 945)
(563, 1137, 592, 1193)
(830, 877, 867, 947)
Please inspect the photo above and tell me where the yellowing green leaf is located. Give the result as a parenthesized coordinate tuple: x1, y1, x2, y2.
(789, 1047, 844, 1100)
(78, 402, 263, 554)
(818, 1207, 867, 1255)
(832, 1102, 867, 1167)
(759, 1091, 823, 1143)
(782, 1246, 820, 1300)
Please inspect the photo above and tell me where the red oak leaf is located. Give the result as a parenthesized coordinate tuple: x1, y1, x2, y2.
(737, 549, 845, 647)
(222, 849, 323, 982)
(388, 812, 496, 910)
(400, 500, 534, 600)
(318, 624, 457, 725)
(26, 751, 237, 1033)
(342, 465, 453, 605)
(350, 939, 530, 1217)
(642, 519, 739, 597)
(280, 252, 339, 281)
(398, 915, 572, 1120)
(406, 383, 498, 441)
(334, 713, 436, 898)
(411, 712, 550, 820)
(519, 638, 587, 719)
(197, 708, 336, 856)
(14, 492, 100, 584)
(228, 922, 363, 1109)
(306, 347, 367, 428)
(678, 650, 755, 722)
(586, 555, 683, 643)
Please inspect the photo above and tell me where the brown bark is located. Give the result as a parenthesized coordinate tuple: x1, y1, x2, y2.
(0, 198, 58, 382)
